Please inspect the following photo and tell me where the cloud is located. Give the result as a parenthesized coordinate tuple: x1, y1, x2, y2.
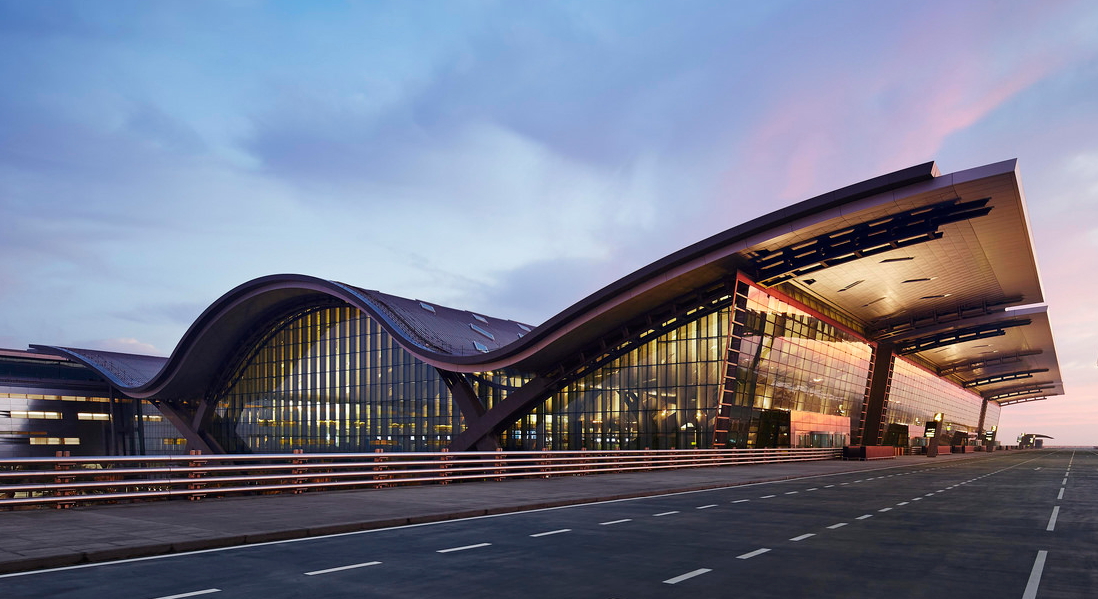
(88, 337, 163, 356)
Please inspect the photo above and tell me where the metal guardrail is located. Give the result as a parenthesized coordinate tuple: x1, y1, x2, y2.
(0, 448, 841, 509)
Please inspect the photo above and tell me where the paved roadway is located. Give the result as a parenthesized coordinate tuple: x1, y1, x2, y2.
(0, 449, 1090, 598)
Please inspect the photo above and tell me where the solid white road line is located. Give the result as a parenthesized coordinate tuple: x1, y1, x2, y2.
(154, 591, 222, 599)
(1058, 488, 1065, 500)
(790, 533, 815, 541)
(827, 522, 848, 529)
(1022, 550, 1048, 599)
(305, 561, 382, 576)
(1046, 506, 1060, 531)
(599, 519, 632, 526)
(663, 568, 712, 584)
(697, 504, 718, 509)
(737, 548, 771, 559)
(437, 543, 492, 553)
(654, 511, 680, 517)
(530, 529, 571, 537)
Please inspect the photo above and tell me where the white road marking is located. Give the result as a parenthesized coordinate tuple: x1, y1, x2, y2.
(878, 507, 892, 513)
(896, 501, 909, 506)
(153, 591, 222, 599)
(925, 493, 935, 497)
(784, 491, 799, 495)
(663, 568, 712, 585)
(654, 511, 679, 517)
(437, 543, 491, 553)
(1057, 488, 1065, 500)
(1046, 506, 1060, 531)
(599, 519, 632, 526)
(806, 487, 819, 491)
(790, 533, 815, 541)
(697, 504, 718, 509)
(827, 522, 848, 529)
(824, 485, 835, 488)
(737, 548, 771, 559)
(1062, 478, 1068, 485)
(1022, 550, 1048, 599)
(856, 515, 873, 520)
(305, 561, 381, 576)
(530, 529, 571, 537)
(760, 494, 776, 499)
(912, 497, 922, 501)
(732, 499, 750, 503)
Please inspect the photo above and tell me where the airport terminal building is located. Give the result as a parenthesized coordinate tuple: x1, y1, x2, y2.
(0, 160, 1063, 457)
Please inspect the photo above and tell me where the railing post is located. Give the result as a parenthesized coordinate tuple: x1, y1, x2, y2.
(290, 449, 307, 494)
(493, 449, 505, 481)
(187, 449, 207, 501)
(439, 448, 450, 485)
(52, 450, 75, 509)
(373, 448, 390, 488)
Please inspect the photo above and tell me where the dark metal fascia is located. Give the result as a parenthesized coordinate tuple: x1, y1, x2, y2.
(961, 368, 1050, 389)
(895, 318, 1032, 355)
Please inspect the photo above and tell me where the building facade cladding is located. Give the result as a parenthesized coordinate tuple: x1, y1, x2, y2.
(209, 305, 468, 453)
(160, 273, 997, 454)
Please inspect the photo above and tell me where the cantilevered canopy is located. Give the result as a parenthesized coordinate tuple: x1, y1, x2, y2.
(34, 159, 1063, 417)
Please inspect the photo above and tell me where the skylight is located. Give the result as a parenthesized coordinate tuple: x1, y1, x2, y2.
(470, 323, 495, 340)
(517, 323, 532, 332)
(473, 340, 489, 353)
(472, 313, 488, 323)
(419, 302, 435, 313)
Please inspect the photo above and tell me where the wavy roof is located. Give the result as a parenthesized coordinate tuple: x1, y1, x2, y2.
(36, 159, 1063, 407)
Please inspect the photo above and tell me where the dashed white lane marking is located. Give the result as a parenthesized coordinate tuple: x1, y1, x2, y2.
(154, 591, 222, 599)
(599, 519, 632, 526)
(1046, 506, 1060, 532)
(840, 483, 849, 486)
(1058, 488, 1065, 500)
(760, 495, 776, 499)
(530, 529, 571, 537)
(654, 511, 679, 517)
(697, 504, 718, 510)
(305, 561, 382, 576)
(827, 522, 848, 529)
(1022, 550, 1048, 599)
(732, 499, 750, 504)
(806, 487, 819, 491)
(1062, 478, 1068, 485)
(856, 515, 873, 520)
(737, 548, 771, 559)
(1034, 467, 1042, 470)
(437, 543, 492, 553)
(824, 485, 835, 488)
(912, 497, 923, 501)
(896, 501, 909, 506)
(878, 507, 892, 513)
(790, 533, 815, 541)
(663, 568, 712, 585)
(924, 493, 935, 497)
(784, 491, 799, 495)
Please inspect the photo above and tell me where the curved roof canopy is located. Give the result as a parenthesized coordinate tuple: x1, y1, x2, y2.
(36, 159, 1062, 407)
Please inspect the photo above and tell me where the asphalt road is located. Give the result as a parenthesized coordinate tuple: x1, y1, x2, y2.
(0, 450, 1089, 598)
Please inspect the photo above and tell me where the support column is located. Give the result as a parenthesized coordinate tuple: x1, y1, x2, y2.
(859, 343, 895, 446)
(449, 376, 554, 451)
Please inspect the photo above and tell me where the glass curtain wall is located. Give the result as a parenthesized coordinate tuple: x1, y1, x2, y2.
(887, 357, 988, 446)
(502, 310, 729, 450)
(718, 280, 874, 448)
(211, 305, 461, 452)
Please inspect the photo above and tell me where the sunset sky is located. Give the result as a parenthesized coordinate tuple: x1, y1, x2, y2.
(2, 1, 1096, 445)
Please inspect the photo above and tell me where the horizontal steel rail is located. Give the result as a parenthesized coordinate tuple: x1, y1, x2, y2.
(0, 448, 840, 509)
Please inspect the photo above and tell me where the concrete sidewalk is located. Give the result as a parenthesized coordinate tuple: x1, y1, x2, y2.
(0, 452, 989, 574)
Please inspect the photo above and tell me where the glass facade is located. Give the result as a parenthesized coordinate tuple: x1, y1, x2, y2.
(885, 357, 995, 446)
(717, 280, 873, 449)
(209, 305, 462, 453)
(502, 310, 729, 450)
